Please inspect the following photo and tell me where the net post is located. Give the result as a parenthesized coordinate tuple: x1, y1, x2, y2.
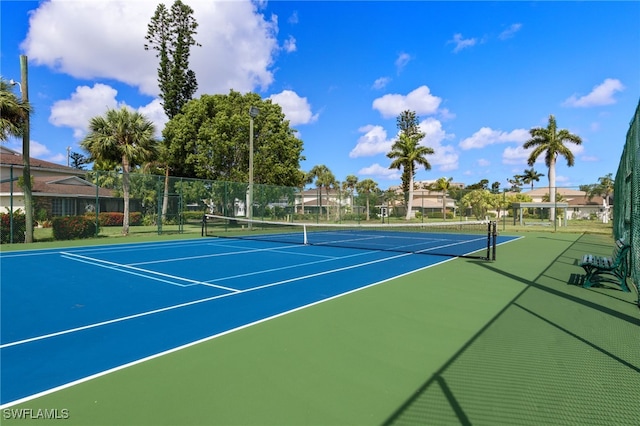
(492, 221, 497, 261)
(201, 213, 207, 237)
(486, 221, 491, 260)
(303, 224, 309, 245)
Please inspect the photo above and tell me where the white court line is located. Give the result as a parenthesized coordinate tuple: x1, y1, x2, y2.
(206, 250, 376, 283)
(0, 250, 461, 410)
(0, 238, 211, 258)
(60, 252, 239, 292)
(1, 250, 414, 350)
(130, 243, 335, 266)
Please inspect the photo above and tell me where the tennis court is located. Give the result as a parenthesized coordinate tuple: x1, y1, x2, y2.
(1, 224, 515, 409)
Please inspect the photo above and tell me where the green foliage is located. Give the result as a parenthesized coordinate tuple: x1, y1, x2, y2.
(388, 114, 431, 194)
(1, 209, 26, 243)
(69, 151, 91, 170)
(387, 118, 434, 219)
(52, 216, 97, 240)
(163, 90, 305, 187)
(81, 107, 158, 235)
(0, 78, 31, 141)
(145, 0, 200, 120)
(459, 189, 494, 219)
(355, 178, 380, 221)
(520, 167, 544, 190)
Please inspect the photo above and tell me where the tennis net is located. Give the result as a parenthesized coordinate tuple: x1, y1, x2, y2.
(203, 214, 497, 260)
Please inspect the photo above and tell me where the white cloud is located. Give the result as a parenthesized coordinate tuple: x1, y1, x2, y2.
(499, 23, 522, 40)
(288, 11, 299, 24)
(372, 85, 442, 119)
(477, 159, 491, 167)
(568, 143, 585, 157)
(283, 35, 297, 53)
(49, 83, 122, 138)
(459, 127, 529, 150)
(448, 33, 477, 53)
(350, 125, 393, 158)
(269, 90, 318, 126)
(137, 98, 168, 138)
(562, 78, 625, 108)
(372, 77, 391, 90)
(358, 163, 401, 180)
(502, 145, 534, 165)
(49, 84, 167, 138)
(438, 108, 456, 121)
(29, 140, 51, 158)
(418, 118, 458, 172)
(22, 0, 279, 96)
(395, 52, 411, 74)
(581, 155, 599, 162)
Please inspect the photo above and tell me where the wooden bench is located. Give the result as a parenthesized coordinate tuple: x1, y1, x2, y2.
(579, 239, 631, 292)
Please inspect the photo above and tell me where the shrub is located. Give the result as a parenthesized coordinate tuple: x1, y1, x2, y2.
(52, 216, 97, 240)
(0, 210, 26, 243)
(91, 212, 142, 226)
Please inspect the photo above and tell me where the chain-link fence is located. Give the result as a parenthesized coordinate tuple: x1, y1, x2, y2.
(613, 99, 639, 304)
(2, 167, 619, 243)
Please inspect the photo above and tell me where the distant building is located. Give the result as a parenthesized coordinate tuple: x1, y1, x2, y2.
(521, 187, 611, 221)
(0, 146, 119, 221)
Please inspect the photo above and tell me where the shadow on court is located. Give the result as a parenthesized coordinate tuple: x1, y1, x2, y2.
(383, 233, 640, 426)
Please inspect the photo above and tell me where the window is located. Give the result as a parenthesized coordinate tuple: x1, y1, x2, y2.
(51, 198, 77, 216)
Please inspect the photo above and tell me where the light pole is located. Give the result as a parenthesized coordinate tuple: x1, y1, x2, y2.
(11, 55, 33, 243)
(248, 106, 259, 224)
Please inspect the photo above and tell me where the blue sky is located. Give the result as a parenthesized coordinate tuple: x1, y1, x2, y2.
(1, 0, 639, 190)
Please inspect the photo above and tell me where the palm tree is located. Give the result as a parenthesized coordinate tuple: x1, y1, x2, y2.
(306, 164, 336, 220)
(523, 114, 582, 221)
(507, 175, 523, 192)
(596, 173, 614, 206)
(430, 177, 453, 220)
(387, 133, 434, 220)
(81, 107, 158, 235)
(521, 167, 544, 191)
(0, 79, 31, 141)
(355, 178, 379, 221)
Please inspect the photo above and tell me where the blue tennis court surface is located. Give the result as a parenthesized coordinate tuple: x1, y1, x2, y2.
(1, 234, 517, 407)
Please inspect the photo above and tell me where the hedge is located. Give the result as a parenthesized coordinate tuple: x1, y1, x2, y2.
(89, 212, 142, 227)
(1, 211, 26, 244)
(52, 216, 97, 240)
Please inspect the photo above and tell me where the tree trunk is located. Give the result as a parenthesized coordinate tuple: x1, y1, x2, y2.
(122, 156, 130, 235)
(162, 167, 169, 221)
(442, 194, 446, 221)
(548, 157, 556, 222)
(405, 167, 414, 220)
(365, 194, 370, 221)
(20, 55, 34, 243)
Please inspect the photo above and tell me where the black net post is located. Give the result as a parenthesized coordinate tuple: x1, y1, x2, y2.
(492, 221, 497, 261)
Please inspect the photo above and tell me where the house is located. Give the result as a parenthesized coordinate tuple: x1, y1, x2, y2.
(0, 146, 118, 221)
(385, 180, 464, 218)
(519, 187, 611, 222)
(297, 188, 352, 215)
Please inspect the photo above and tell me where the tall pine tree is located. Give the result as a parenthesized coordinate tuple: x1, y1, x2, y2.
(144, 0, 200, 218)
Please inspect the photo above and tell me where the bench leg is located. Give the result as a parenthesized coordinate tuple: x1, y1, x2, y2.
(585, 271, 630, 292)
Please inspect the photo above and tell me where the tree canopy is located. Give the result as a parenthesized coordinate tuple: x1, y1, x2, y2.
(387, 110, 433, 220)
(163, 90, 305, 187)
(145, 0, 199, 119)
(0, 79, 31, 142)
(524, 114, 582, 220)
(81, 107, 158, 235)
